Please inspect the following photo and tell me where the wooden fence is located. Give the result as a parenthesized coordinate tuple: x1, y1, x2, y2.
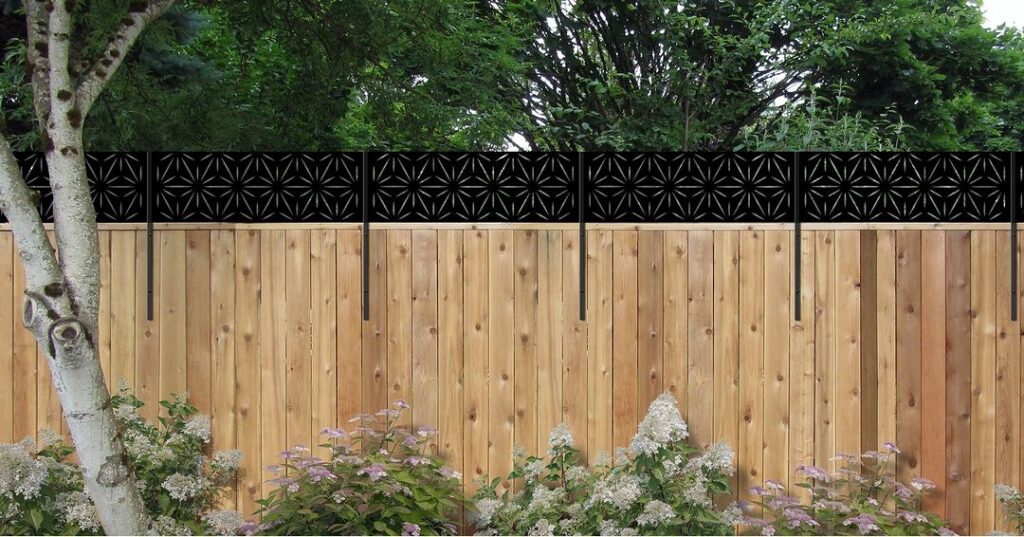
(0, 224, 1019, 535)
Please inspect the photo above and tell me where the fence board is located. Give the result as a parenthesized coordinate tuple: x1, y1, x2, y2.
(587, 230, 614, 463)
(835, 230, 861, 461)
(185, 231, 212, 413)
(134, 230, 158, 421)
(488, 229, 515, 490)
(763, 230, 790, 490)
(945, 231, 972, 534)
(211, 230, 236, 508)
(688, 230, 715, 449)
(514, 230, 539, 460)
(537, 231, 563, 447)
(437, 230, 465, 505)
(0, 233, 12, 441)
(995, 231, 1021, 532)
(714, 230, 739, 498)
(387, 231, 413, 428)
(789, 230, 815, 502)
(613, 231, 639, 452)
(412, 230, 439, 448)
(921, 231, 947, 517)
(234, 229, 261, 517)
(637, 231, 664, 414)
(563, 232, 588, 458)
(336, 230, 363, 424)
(159, 231, 187, 412)
(970, 231, 997, 531)
(462, 229, 488, 494)
(311, 230, 337, 457)
(738, 230, 764, 503)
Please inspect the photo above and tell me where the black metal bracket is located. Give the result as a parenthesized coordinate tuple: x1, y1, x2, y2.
(1012, 152, 1018, 321)
(578, 153, 586, 321)
(793, 152, 801, 322)
(146, 151, 154, 321)
(362, 151, 370, 321)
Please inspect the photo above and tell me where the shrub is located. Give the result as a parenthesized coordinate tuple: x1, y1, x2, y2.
(255, 401, 464, 536)
(0, 386, 243, 536)
(471, 392, 741, 536)
(745, 443, 954, 536)
(996, 483, 1024, 534)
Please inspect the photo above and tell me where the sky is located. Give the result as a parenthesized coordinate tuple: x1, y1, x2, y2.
(983, 0, 1024, 28)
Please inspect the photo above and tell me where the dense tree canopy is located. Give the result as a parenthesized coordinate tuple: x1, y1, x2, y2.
(2, 0, 1022, 151)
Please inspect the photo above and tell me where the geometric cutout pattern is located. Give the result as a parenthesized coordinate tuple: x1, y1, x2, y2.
(370, 152, 577, 222)
(3, 151, 1018, 224)
(802, 152, 1010, 222)
(585, 152, 793, 222)
(154, 152, 362, 222)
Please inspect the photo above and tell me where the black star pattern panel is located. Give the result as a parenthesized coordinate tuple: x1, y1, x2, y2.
(154, 153, 362, 222)
(10, 152, 146, 223)
(584, 152, 793, 222)
(369, 152, 577, 222)
(3, 151, 1020, 224)
(802, 152, 1011, 222)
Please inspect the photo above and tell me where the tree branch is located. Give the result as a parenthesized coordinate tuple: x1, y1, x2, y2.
(77, 0, 177, 115)
(0, 133, 65, 300)
(24, 0, 52, 129)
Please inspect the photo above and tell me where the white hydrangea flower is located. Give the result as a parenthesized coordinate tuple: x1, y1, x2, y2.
(637, 499, 675, 527)
(599, 520, 621, 536)
(161, 472, 207, 501)
(211, 450, 242, 472)
(686, 441, 735, 476)
(565, 465, 589, 482)
(630, 393, 688, 456)
(39, 428, 63, 447)
(471, 498, 503, 528)
(149, 514, 193, 536)
(722, 502, 746, 526)
(527, 485, 562, 513)
(183, 415, 212, 443)
(681, 472, 711, 507)
(524, 459, 545, 481)
(528, 518, 555, 536)
(996, 484, 1022, 503)
(203, 510, 246, 536)
(56, 491, 100, 532)
(547, 423, 574, 455)
(619, 528, 639, 536)
(0, 441, 48, 499)
(588, 473, 643, 510)
(113, 403, 143, 424)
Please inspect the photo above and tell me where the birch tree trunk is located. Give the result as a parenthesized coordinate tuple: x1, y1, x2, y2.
(0, 1, 175, 534)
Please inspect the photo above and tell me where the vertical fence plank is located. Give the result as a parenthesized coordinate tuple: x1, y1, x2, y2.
(996, 230, 1021, 532)
(0, 233, 12, 441)
(663, 231, 688, 409)
(921, 231, 948, 516)
(336, 230, 362, 424)
(211, 230, 236, 508)
(159, 231, 187, 414)
(688, 230, 714, 449)
(537, 231, 563, 445)
(587, 229, 614, 463)
(234, 229, 261, 518)
(813, 231, 835, 470)
(739, 230, 764, 503)
(311, 230, 338, 455)
(285, 230, 312, 449)
(896, 230, 923, 482)
(463, 229, 488, 495)
(387, 231, 413, 426)
(563, 230, 588, 458)
(363, 229, 388, 413)
(260, 230, 287, 488)
(637, 231, 664, 415)
(763, 230, 790, 489)
(714, 230, 739, 497)
(37, 232, 60, 436)
(613, 230, 639, 452)
(514, 230, 539, 460)
(412, 230, 438, 449)
(98, 231, 111, 382)
(945, 230, 972, 534)
(438, 230, 465, 508)
(135, 230, 159, 421)
(110, 232, 136, 390)
(12, 243, 36, 439)
(835, 230, 861, 461)
(876, 231, 898, 454)
(971, 230, 997, 531)
(789, 230, 815, 502)
(185, 230, 212, 413)
(860, 231, 879, 455)
(488, 229, 515, 489)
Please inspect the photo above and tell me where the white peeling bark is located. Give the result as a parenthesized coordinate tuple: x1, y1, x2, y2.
(0, 1, 177, 533)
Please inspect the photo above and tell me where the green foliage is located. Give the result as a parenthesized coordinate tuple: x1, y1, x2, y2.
(255, 401, 464, 536)
(0, 387, 244, 536)
(471, 393, 740, 535)
(746, 443, 953, 536)
(996, 483, 1024, 534)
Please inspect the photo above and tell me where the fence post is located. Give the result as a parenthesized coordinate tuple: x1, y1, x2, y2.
(578, 152, 586, 321)
(1012, 151, 1018, 321)
(146, 151, 154, 321)
(362, 151, 370, 321)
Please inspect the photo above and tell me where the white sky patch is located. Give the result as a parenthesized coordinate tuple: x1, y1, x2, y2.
(982, 0, 1024, 28)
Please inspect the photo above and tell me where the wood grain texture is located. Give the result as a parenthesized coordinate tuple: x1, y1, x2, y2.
(514, 230, 539, 460)
(587, 230, 614, 463)
(185, 230, 212, 413)
(488, 229, 515, 490)
(921, 231, 947, 517)
(763, 230, 790, 489)
(562, 232, 588, 458)
(687, 230, 715, 449)
(896, 230, 923, 482)
(613, 230, 639, 453)
(945, 231, 972, 535)
(234, 229, 261, 516)
(211, 230, 237, 508)
(995, 231, 1020, 532)
(412, 230, 439, 449)
(463, 229, 488, 494)
(738, 230, 764, 503)
(970, 231, 996, 531)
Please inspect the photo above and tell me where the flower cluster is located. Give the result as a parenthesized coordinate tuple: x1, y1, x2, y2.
(471, 392, 740, 536)
(996, 483, 1024, 534)
(1, 388, 243, 536)
(255, 401, 463, 536)
(746, 443, 955, 536)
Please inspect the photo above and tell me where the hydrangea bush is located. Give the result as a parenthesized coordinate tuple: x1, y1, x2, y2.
(471, 393, 741, 536)
(255, 401, 464, 536)
(745, 443, 954, 536)
(996, 483, 1024, 534)
(0, 386, 243, 536)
